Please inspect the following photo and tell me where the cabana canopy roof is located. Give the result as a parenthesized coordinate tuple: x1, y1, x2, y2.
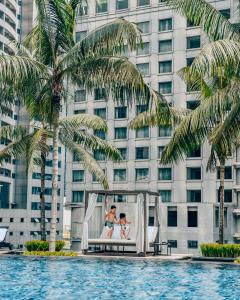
(85, 190, 159, 196)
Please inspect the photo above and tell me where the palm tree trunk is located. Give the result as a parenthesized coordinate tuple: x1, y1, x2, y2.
(40, 152, 46, 241)
(49, 94, 61, 252)
(219, 161, 225, 244)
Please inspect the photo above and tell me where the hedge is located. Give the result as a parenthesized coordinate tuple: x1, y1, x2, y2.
(25, 240, 65, 252)
(200, 243, 240, 258)
(24, 251, 77, 257)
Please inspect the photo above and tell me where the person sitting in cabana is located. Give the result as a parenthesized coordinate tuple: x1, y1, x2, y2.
(119, 213, 131, 240)
(105, 205, 117, 238)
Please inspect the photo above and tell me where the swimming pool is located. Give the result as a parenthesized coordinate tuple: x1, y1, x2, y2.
(0, 257, 239, 299)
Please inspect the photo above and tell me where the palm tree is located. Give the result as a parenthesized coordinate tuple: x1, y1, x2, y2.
(0, 0, 161, 251)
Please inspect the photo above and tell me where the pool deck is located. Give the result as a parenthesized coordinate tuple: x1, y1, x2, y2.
(77, 253, 193, 260)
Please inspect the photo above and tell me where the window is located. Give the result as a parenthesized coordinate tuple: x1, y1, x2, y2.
(168, 207, 177, 227)
(92, 169, 105, 182)
(114, 195, 126, 202)
(118, 148, 127, 160)
(115, 127, 127, 139)
(188, 207, 198, 227)
(168, 240, 177, 248)
(0, 218, 2, 222)
(137, 63, 149, 76)
(10, 218, 13, 222)
(218, 189, 232, 203)
(186, 100, 199, 110)
(158, 168, 172, 180)
(219, 9, 230, 19)
(0, 168, 11, 177)
(136, 168, 149, 181)
(75, 90, 86, 102)
(73, 151, 83, 162)
(138, 0, 150, 6)
(20, 232, 24, 236)
(159, 60, 172, 73)
(72, 191, 84, 203)
(137, 42, 150, 55)
(186, 57, 195, 67)
(31, 203, 60, 211)
(94, 108, 106, 120)
(187, 36, 201, 49)
(115, 106, 127, 119)
(159, 126, 172, 137)
(75, 31, 87, 42)
(158, 146, 165, 158)
(9, 232, 13, 236)
(136, 126, 149, 138)
(20, 218, 24, 223)
(78, 1, 88, 16)
(136, 104, 148, 115)
(187, 147, 201, 158)
(186, 20, 196, 28)
(159, 39, 172, 53)
(116, 0, 128, 10)
(136, 147, 149, 160)
(217, 166, 232, 180)
(94, 88, 106, 100)
(137, 21, 150, 34)
(74, 109, 86, 115)
(72, 170, 84, 182)
(187, 190, 201, 202)
(93, 150, 106, 161)
(96, 0, 108, 13)
(188, 240, 198, 249)
(159, 18, 172, 32)
(159, 82, 172, 94)
(94, 129, 106, 140)
(187, 167, 201, 180)
(114, 169, 126, 182)
(159, 190, 171, 202)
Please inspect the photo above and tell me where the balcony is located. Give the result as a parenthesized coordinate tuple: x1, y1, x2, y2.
(233, 233, 240, 240)
(233, 208, 240, 216)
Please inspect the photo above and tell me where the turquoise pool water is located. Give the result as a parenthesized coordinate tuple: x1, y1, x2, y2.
(0, 257, 239, 299)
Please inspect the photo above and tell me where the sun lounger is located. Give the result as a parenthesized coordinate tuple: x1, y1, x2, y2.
(0, 227, 13, 250)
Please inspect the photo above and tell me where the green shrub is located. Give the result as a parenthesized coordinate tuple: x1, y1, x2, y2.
(24, 251, 77, 257)
(234, 258, 240, 264)
(25, 240, 65, 252)
(200, 243, 240, 258)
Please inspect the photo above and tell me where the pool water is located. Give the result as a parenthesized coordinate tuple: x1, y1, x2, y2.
(0, 257, 239, 300)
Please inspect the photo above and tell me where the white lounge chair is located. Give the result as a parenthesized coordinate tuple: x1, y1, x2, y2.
(0, 227, 13, 250)
(88, 225, 158, 251)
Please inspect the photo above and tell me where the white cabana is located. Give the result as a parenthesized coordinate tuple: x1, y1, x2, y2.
(136, 193, 144, 253)
(81, 193, 98, 251)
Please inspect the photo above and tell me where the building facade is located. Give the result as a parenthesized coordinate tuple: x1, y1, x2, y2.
(67, 0, 240, 254)
(0, 0, 64, 248)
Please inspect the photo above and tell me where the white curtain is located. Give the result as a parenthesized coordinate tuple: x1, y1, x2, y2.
(136, 193, 144, 253)
(81, 193, 98, 250)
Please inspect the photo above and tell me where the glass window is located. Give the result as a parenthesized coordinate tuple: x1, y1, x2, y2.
(187, 147, 201, 158)
(187, 167, 201, 180)
(136, 42, 150, 56)
(136, 126, 149, 138)
(93, 150, 106, 161)
(159, 82, 172, 94)
(136, 168, 149, 181)
(72, 191, 84, 203)
(94, 129, 106, 140)
(75, 31, 87, 42)
(187, 36, 201, 49)
(115, 106, 127, 119)
(74, 109, 86, 115)
(158, 146, 165, 158)
(218, 189, 232, 203)
(136, 147, 149, 159)
(78, 1, 88, 16)
(187, 190, 201, 202)
(94, 88, 106, 100)
(158, 168, 172, 180)
(136, 104, 148, 115)
(114, 195, 127, 202)
(96, 0, 108, 13)
(94, 108, 106, 120)
(75, 90, 86, 102)
(114, 169, 126, 181)
(159, 39, 172, 53)
(0, 181, 10, 208)
(159, 190, 171, 202)
(72, 170, 84, 182)
(115, 127, 127, 139)
(168, 240, 177, 248)
(186, 100, 200, 110)
(219, 9, 230, 19)
(92, 169, 105, 182)
(116, 0, 128, 10)
(187, 20, 196, 28)
(159, 126, 172, 137)
(117, 148, 127, 160)
(159, 18, 172, 32)
(73, 151, 83, 162)
(138, 0, 150, 6)
(168, 207, 177, 227)
(188, 207, 198, 227)
(159, 60, 172, 73)
(136, 63, 149, 76)
(217, 166, 232, 180)
(137, 21, 150, 34)
(186, 57, 195, 67)
(188, 240, 198, 249)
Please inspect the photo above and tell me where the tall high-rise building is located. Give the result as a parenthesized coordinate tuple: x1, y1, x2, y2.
(68, 0, 240, 253)
(0, 0, 64, 248)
